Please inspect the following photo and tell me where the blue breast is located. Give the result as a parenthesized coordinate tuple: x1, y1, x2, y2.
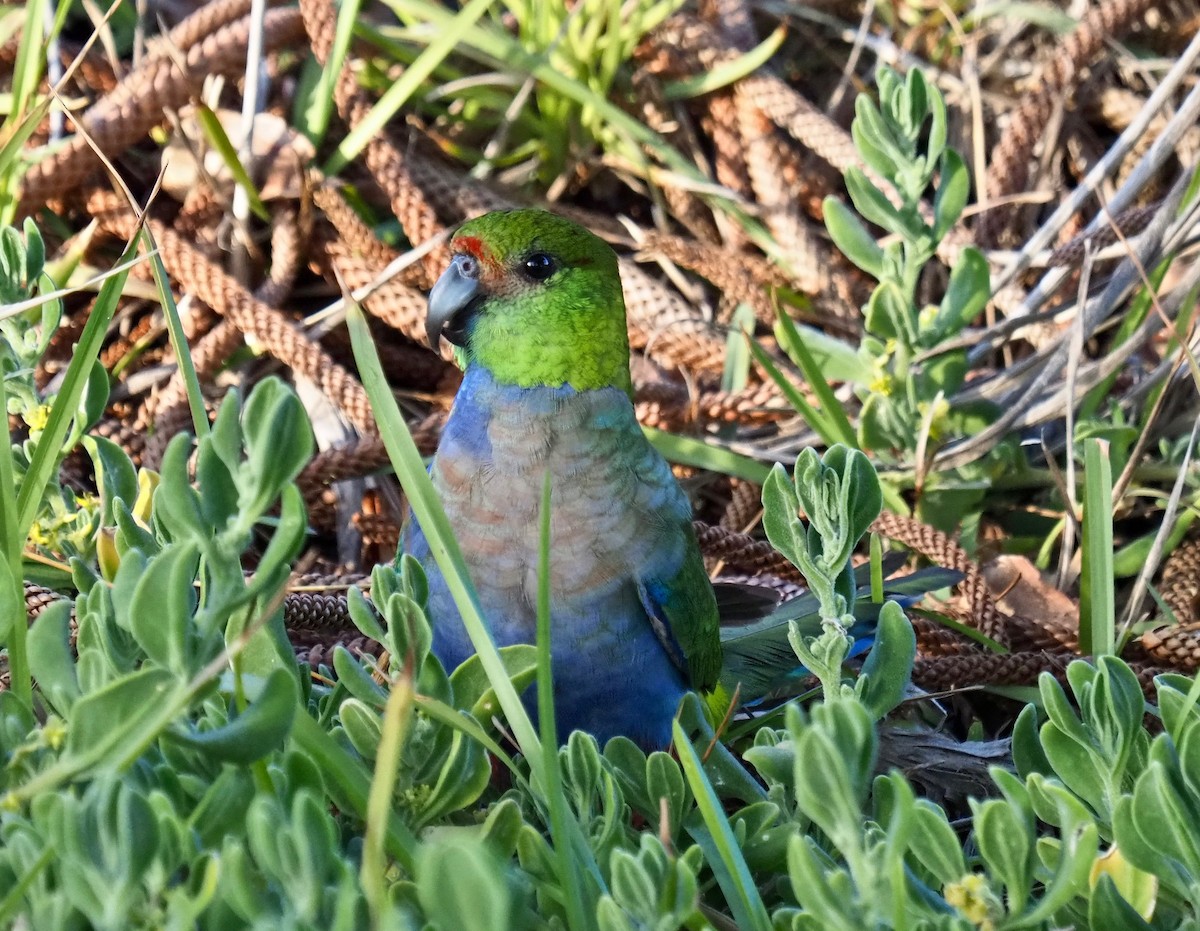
(405, 368, 690, 748)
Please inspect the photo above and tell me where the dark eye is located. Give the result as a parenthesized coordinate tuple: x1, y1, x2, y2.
(522, 252, 557, 281)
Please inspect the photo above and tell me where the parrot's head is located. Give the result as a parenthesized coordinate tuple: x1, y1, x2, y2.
(426, 209, 632, 394)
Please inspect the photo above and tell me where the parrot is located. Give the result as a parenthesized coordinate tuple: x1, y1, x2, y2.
(408, 208, 722, 749)
(407, 209, 956, 747)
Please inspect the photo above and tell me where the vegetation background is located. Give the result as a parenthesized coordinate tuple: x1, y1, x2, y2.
(1, 0, 1200, 926)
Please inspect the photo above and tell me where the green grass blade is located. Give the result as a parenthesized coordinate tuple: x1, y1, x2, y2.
(536, 469, 560, 765)
(361, 670, 416, 920)
(1079, 263, 1167, 420)
(722, 304, 754, 393)
(416, 694, 523, 781)
(537, 472, 598, 931)
(644, 427, 771, 484)
(1113, 511, 1195, 579)
(9, 0, 48, 123)
(773, 309, 858, 448)
(664, 25, 786, 99)
(290, 711, 418, 871)
(674, 719, 772, 931)
(193, 104, 271, 223)
(0, 425, 14, 574)
(0, 378, 25, 705)
(0, 249, 146, 322)
(1080, 438, 1115, 656)
(869, 533, 883, 603)
(324, 0, 496, 176)
(141, 227, 209, 438)
(908, 609, 1009, 654)
(302, 0, 363, 142)
(0, 97, 53, 225)
(746, 336, 840, 447)
(15, 233, 139, 541)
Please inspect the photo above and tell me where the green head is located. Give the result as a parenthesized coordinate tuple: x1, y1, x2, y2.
(426, 209, 632, 393)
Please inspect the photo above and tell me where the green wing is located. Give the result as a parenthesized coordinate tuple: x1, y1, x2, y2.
(637, 525, 723, 693)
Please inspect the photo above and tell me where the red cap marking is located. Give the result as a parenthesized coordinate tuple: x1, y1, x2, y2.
(455, 235, 485, 257)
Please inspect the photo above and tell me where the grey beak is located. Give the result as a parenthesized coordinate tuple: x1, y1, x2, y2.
(426, 253, 483, 349)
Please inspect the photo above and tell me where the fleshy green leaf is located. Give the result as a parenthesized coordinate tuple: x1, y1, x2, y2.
(933, 246, 989, 340)
(26, 599, 78, 714)
(855, 601, 914, 718)
(824, 196, 884, 279)
(169, 668, 297, 764)
(932, 149, 968, 239)
(416, 834, 515, 931)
